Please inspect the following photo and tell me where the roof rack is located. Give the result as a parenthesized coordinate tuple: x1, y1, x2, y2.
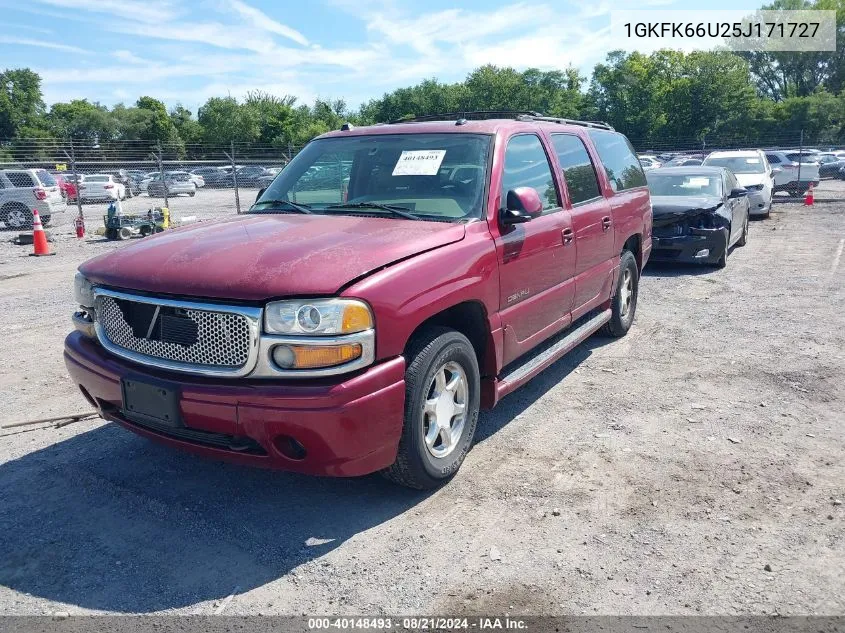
(388, 111, 614, 130)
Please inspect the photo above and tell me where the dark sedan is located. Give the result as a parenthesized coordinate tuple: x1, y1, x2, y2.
(818, 153, 845, 178)
(647, 166, 750, 268)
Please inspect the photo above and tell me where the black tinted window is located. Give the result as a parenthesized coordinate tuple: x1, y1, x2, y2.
(36, 170, 57, 186)
(6, 172, 35, 187)
(501, 135, 559, 213)
(550, 134, 601, 205)
(765, 153, 780, 164)
(587, 130, 646, 192)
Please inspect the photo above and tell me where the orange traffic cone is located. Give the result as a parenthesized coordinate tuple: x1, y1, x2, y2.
(30, 210, 54, 256)
(804, 182, 814, 206)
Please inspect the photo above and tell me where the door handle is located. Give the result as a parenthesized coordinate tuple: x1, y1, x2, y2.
(562, 228, 574, 245)
(602, 216, 611, 231)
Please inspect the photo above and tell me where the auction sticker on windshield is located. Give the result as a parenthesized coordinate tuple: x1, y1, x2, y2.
(392, 150, 447, 176)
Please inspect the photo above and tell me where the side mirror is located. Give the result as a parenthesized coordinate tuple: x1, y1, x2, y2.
(501, 187, 543, 225)
(728, 187, 748, 199)
(256, 187, 266, 202)
(771, 167, 782, 176)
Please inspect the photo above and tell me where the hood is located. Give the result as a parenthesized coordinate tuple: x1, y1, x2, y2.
(734, 173, 767, 188)
(80, 214, 466, 300)
(651, 195, 722, 226)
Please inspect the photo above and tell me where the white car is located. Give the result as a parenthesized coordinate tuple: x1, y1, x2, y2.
(78, 174, 126, 202)
(638, 155, 662, 170)
(764, 151, 821, 196)
(188, 173, 206, 188)
(147, 171, 197, 197)
(703, 150, 774, 217)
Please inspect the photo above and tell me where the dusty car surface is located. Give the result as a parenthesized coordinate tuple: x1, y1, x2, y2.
(647, 166, 750, 268)
(66, 113, 652, 489)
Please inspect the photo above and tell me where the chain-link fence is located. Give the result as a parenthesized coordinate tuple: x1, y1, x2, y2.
(0, 131, 841, 231)
(0, 138, 304, 231)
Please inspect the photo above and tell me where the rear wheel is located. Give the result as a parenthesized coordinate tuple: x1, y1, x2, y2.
(2, 203, 32, 229)
(382, 327, 480, 489)
(188, 190, 196, 197)
(599, 250, 639, 338)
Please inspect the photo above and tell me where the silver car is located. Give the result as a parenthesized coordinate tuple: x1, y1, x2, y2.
(0, 168, 67, 229)
(147, 171, 197, 198)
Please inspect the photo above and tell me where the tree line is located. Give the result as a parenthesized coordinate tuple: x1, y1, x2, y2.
(1, 0, 843, 159)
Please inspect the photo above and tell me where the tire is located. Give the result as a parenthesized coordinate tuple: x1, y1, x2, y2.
(715, 228, 729, 269)
(382, 327, 480, 489)
(2, 203, 32, 229)
(41, 215, 51, 227)
(599, 250, 639, 338)
(118, 227, 132, 240)
(737, 214, 749, 247)
(188, 190, 196, 197)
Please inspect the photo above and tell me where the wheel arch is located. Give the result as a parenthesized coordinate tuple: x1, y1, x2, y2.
(621, 232, 643, 271)
(403, 300, 496, 379)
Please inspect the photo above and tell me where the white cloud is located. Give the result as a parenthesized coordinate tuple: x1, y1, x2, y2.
(3, 22, 54, 34)
(0, 36, 90, 54)
(33, 0, 180, 24)
(224, 0, 309, 46)
(113, 50, 151, 65)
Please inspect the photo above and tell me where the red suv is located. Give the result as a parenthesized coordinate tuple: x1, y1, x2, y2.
(66, 113, 652, 489)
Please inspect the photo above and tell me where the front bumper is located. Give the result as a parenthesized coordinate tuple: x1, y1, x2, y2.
(746, 190, 770, 216)
(64, 331, 406, 477)
(650, 229, 727, 265)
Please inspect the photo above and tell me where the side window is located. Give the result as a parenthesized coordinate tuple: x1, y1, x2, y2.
(500, 134, 559, 214)
(766, 153, 780, 164)
(6, 172, 35, 188)
(550, 134, 602, 205)
(587, 130, 646, 192)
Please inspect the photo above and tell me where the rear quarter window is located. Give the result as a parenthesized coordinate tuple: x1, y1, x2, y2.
(5, 172, 36, 188)
(587, 130, 646, 192)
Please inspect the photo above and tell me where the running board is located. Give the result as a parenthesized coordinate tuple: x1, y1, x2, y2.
(495, 309, 611, 400)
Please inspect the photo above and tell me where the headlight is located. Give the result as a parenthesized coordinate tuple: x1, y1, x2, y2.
(74, 272, 96, 307)
(264, 299, 373, 335)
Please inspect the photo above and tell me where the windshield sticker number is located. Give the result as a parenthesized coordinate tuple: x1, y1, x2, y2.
(392, 150, 447, 176)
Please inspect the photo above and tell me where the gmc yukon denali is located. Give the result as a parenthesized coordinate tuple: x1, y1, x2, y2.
(66, 113, 653, 489)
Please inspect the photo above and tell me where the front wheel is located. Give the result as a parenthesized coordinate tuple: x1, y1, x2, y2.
(188, 190, 196, 197)
(737, 214, 749, 247)
(599, 250, 639, 338)
(382, 327, 480, 489)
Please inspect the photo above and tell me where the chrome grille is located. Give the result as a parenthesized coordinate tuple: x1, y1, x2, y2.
(96, 294, 253, 369)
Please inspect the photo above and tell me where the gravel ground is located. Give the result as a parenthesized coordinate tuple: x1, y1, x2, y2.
(0, 182, 843, 616)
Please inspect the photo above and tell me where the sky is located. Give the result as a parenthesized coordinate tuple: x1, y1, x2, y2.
(0, 0, 763, 113)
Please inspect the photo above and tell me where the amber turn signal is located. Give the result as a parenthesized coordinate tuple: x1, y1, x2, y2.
(272, 343, 363, 370)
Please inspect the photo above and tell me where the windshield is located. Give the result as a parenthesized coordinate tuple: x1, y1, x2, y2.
(703, 156, 765, 174)
(252, 133, 491, 221)
(647, 173, 722, 197)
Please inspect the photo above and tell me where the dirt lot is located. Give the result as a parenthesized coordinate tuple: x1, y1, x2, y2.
(0, 183, 843, 616)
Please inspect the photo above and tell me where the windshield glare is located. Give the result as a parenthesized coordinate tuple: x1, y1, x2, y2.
(647, 174, 721, 197)
(252, 133, 491, 221)
(703, 156, 765, 174)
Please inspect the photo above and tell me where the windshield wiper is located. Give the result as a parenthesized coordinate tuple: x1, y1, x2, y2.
(325, 202, 422, 221)
(251, 199, 312, 214)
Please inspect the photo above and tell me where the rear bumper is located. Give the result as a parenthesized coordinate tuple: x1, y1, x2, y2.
(63, 331, 406, 477)
(650, 230, 726, 265)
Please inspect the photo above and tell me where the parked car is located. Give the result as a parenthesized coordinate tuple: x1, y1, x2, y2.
(646, 166, 749, 268)
(188, 173, 206, 188)
(235, 165, 272, 187)
(638, 155, 662, 170)
(51, 173, 78, 202)
(190, 167, 233, 188)
(255, 167, 284, 189)
(67, 114, 652, 489)
(78, 174, 127, 202)
(817, 153, 845, 179)
(764, 151, 820, 196)
(0, 168, 67, 228)
(702, 149, 774, 217)
(147, 171, 197, 197)
(662, 156, 703, 167)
